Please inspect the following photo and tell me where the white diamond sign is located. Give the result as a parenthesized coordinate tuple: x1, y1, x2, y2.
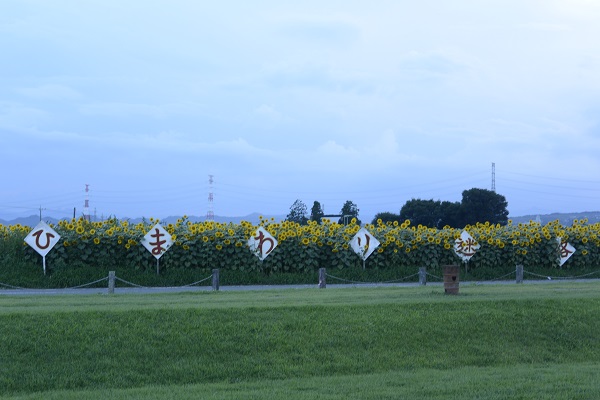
(350, 228, 380, 261)
(24, 221, 61, 274)
(248, 226, 278, 261)
(454, 230, 480, 262)
(24, 221, 61, 257)
(557, 237, 575, 267)
(141, 223, 173, 259)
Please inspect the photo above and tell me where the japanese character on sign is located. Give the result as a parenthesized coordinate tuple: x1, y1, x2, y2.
(350, 228, 380, 261)
(556, 237, 575, 267)
(24, 221, 61, 257)
(248, 226, 278, 261)
(454, 230, 480, 262)
(141, 223, 173, 259)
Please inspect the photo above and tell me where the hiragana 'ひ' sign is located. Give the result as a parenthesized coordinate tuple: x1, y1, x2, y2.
(454, 230, 480, 262)
(248, 226, 278, 261)
(24, 221, 61, 257)
(24, 221, 61, 274)
(349, 228, 380, 261)
(141, 223, 173, 259)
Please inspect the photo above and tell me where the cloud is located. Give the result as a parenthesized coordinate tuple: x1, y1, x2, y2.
(15, 84, 82, 100)
(78, 102, 205, 118)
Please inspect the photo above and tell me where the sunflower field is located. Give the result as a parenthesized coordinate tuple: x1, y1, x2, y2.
(1, 216, 599, 283)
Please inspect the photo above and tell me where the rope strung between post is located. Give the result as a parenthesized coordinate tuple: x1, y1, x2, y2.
(114, 276, 147, 288)
(379, 272, 420, 283)
(0, 282, 25, 289)
(523, 269, 600, 280)
(66, 277, 109, 289)
(487, 271, 516, 282)
(425, 272, 443, 281)
(180, 275, 213, 287)
(325, 272, 420, 285)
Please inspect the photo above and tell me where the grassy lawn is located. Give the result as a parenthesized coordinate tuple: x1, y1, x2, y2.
(1, 282, 599, 399)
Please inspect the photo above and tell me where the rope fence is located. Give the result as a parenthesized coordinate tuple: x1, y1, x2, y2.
(2, 266, 600, 294)
(523, 269, 600, 280)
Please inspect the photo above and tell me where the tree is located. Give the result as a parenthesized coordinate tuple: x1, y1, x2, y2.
(371, 211, 401, 225)
(460, 188, 509, 225)
(438, 200, 464, 228)
(286, 199, 308, 225)
(338, 200, 360, 225)
(309, 201, 325, 224)
(399, 199, 443, 228)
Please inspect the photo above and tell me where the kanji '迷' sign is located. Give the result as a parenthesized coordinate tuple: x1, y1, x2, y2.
(141, 223, 173, 259)
(454, 230, 480, 262)
(349, 227, 380, 261)
(248, 226, 278, 261)
(557, 237, 575, 267)
(24, 221, 61, 274)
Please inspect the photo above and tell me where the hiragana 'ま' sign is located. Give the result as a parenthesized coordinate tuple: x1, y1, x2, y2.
(557, 237, 576, 267)
(248, 226, 278, 261)
(24, 221, 61, 274)
(141, 223, 173, 259)
(349, 227, 380, 261)
(454, 230, 480, 262)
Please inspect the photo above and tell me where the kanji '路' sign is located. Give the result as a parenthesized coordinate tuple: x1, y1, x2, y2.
(557, 237, 575, 267)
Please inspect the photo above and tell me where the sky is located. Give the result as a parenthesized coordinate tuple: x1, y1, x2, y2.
(1, 0, 600, 223)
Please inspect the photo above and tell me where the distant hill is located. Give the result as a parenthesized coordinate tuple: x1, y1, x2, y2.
(3, 211, 599, 228)
(508, 211, 600, 226)
(0, 212, 287, 228)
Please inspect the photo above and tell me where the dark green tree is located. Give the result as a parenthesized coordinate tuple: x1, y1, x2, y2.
(399, 199, 443, 228)
(309, 201, 325, 224)
(371, 211, 401, 225)
(460, 188, 509, 225)
(438, 200, 464, 228)
(286, 199, 308, 225)
(338, 200, 360, 225)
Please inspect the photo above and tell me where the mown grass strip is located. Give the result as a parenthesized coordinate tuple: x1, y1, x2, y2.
(0, 282, 599, 397)
(2, 363, 599, 400)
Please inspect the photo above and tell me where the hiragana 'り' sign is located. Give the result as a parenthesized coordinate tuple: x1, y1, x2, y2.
(454, 230, 480, 262)
(141, 223, 173, 259)
(349, 227, 380, 261)
(557, 237, 576, 267)
(248, 226, 278, 261)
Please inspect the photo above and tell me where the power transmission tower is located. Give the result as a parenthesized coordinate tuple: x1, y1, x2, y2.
(206, 175, 214, 221)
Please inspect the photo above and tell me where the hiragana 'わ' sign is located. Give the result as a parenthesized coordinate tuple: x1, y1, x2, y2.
(141, 223, 173, 259)
(349, 228, 380, 261)
(248, 226, 278, 261)
(557, 237, 576, 267)
(24, 221, 61, 274)
(454, 230, 480, 262)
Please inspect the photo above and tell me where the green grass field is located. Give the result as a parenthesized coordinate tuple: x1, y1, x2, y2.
(1, 282, 599, 399)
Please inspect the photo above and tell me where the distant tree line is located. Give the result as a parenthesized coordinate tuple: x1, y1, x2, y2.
(286, 200, 360, 225)
(286, 188, 508, 228)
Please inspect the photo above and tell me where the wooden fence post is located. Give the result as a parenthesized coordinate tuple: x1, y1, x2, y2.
(212, 269, 220, 291)
(419, 267, 427, 286)
(516, 264, 523, 284)
(318, 268, 326, 288)
(108, 271, 115, 294)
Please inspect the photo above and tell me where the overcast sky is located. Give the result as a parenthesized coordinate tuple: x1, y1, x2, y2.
(1, 0, 600, 222)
